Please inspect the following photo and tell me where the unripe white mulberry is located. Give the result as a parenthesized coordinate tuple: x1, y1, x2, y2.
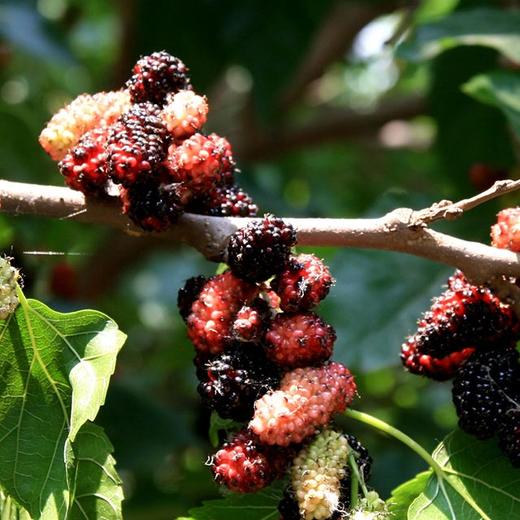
(0, 258, 20, 319)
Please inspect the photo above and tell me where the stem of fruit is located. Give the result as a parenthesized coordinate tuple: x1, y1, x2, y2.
(349, 459, 359, 510)
(343, 409, 445, 476)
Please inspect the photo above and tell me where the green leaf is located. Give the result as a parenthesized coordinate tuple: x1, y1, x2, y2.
(408, 430, 520, 519)
(208, 412, 242, 448)
(398, 8, 520, 63)
(463, 71, 520, 136)
(188, 481, 284, 520)
(66, 422, 123, 519)
(0, 291, 125, 519)
(387, 471, 432, 519)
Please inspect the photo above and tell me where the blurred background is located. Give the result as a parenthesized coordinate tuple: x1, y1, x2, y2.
(0, 0, 519, 517)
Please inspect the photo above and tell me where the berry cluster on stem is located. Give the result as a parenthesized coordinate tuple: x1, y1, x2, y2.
(401, 207, 520, 465)
(39, 51, 258, 232)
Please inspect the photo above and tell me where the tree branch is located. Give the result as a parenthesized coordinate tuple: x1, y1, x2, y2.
(0, 180, 519, 283)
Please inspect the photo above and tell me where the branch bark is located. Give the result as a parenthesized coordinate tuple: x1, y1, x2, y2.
(0, 179, 519, 283)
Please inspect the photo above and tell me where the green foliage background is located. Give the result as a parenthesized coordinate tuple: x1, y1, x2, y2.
(0, 0, 519, 517)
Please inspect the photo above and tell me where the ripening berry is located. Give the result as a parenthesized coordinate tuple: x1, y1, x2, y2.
(400, 335, 475, 381)
(187, 184, 258, 217)
(196, 343, 280, 421)
(401, 271, 519, 379)
(39, 90, 130, 161)
(119, 178, 184, 232)
(161, 90, 208, 139)
(272, 254, 333, 312)
(167, 133, 235, 193)
(290, 430, 351, 520)
(227, 215, 297, 282)
(249, 362, 356, 446)
(186, 271, 258, 354)
(126, 51, 191, 105)
(491, 207, 520, 252)
(177, 276, 208, 322)
(211, 429, 291, 493)
(231, 299, 271, 343)
(58, 127, 109, 195)
(264, 312, 335, 368)
(452, 347, 520, 439)
(107, 102, 170, 186)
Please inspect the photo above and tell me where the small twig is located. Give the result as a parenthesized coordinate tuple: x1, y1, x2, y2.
(411, 179, 520, 227)
(0, 180, 519, 284)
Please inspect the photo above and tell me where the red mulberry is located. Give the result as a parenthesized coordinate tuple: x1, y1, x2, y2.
(401, 271, 519, 379)
(161, 90, 208, 139)
(58, 127, 109, 195)
(187, 184, 258, 217)
(187, 271, 258, 354)
(491, 207, 520, 252)
(249, 362, 356, 446)
(400, 336, 475, 381)
(39, 90, 130, 161)
(231, 299, 271, 343)
(119, 178, 184, 232)
(264, 312, 335, 368)
(211, 429, 291, 493)
(167, 133, 234, 193)
(452, 347, 520, 439)
(196, 343, 280, 421)
(107, 102, 170, 186)
(127, 51, 191, 105)
(227, 215, 297, 282)
(272, 254, 333, 312)
(177, 276, 208, 322)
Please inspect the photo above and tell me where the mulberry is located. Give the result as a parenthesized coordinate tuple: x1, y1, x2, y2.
(400, 336, 475, 381)
(107, 102, 170, 186)
(491, 207, 520, 252)
(279, 433, 372, 520)
(127, 51, 191, 105)
(211, 429, 291, 493)
(167, 133, 234, 193)
(290, 430, 351, 520)
(498, 409, 520, 466)
(272, 254, 333, 312)
(0, 257, 20, 319)
(227, 215, 297, 282)
(197, 343, 280, 421)
(58, 127, 109, 195)
(161, 90, 208, 139)
(187, 184, 258, 217)
(39, 90, 130, 161)
(452, 347, 520, 439)
(119, 178, 184, 231)
(401, 272, 519, 377)
(264, 312, 335, 368)
(249, 362, 356, 446)
(177, 276, 208, 322)
(187, 271, 258, 354)
(231, 299, 271, 343)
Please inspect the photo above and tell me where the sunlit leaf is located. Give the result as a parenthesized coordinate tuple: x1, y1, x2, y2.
(387, 471, 432, 519)
(66, 422, 123, 520)
(398, 8, 520, 62)
(408, 431, 520, 519)
(0, 290, 125, 519)
(463, 71, 520, 136)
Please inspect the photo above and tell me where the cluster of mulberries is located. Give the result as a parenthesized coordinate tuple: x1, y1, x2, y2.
(39, 51, 258, 231)
(178, 217, 367, 518)
(400, 208, 520, 466)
